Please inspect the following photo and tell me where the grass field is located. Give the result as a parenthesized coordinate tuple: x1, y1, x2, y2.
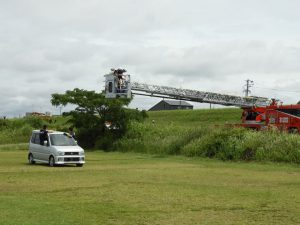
(0, 150, 299, 225)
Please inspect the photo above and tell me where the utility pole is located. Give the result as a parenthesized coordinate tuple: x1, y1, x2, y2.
(244, 79, 254, 97)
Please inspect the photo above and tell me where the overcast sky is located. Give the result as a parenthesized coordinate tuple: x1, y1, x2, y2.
(1, 0, 300, 117)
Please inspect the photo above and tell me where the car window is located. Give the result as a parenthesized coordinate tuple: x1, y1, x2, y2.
(50, 133, 77, 146)
(36, 134, 40, 144)
(32, 133, 40, 144)
(30, 134, 35, 143)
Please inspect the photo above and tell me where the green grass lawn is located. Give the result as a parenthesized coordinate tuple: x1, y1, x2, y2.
(0, 150, 299, 225)
(147, 108, 242, 127)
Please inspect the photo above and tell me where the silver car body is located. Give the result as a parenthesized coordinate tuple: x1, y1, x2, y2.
(28, 130, 85, 166)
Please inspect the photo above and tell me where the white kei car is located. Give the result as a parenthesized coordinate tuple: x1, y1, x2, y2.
(28, 130, 85, 167)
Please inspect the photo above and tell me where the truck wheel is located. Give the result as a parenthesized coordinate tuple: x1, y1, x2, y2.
(28, 154, 35, 164)
(49, 156, 55, 167)
(289, 128, 298, 134)
(76, 164, 83, 167)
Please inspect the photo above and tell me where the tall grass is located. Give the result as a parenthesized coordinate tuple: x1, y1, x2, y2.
(114, 109, 300, 164)
(0, 116, 70, 145)
(181, 127, 300, 163)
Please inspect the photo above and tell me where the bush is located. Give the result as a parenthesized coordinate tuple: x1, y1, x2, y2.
(95, 132, 115, 151)
(20, 124, 33, 136)
(23, 116, 45, 128)
(0, 116, 70, 145)
(0, 119, 10, 130)
(117, 120, 300, 164)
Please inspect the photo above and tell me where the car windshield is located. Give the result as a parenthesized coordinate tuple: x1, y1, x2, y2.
(50, 133, 77, 146)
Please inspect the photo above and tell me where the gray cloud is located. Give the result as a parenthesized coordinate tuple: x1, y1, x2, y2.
(1, 0, 300, 116)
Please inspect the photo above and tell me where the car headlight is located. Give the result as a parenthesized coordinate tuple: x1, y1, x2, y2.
(79, 151, 84, 156)
(57, 151, 64, 156)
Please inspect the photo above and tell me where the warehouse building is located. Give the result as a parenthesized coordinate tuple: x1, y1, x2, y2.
(149, 100, 193, 111)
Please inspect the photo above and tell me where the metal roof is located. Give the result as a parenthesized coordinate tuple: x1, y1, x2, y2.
(162, 100, 193, 106)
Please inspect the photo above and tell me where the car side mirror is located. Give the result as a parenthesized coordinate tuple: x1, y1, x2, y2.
(44, 140, 48, 146)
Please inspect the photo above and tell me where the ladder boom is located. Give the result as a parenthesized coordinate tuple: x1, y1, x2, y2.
(132, 82, 269, 107)
(104, 69, 269, 107)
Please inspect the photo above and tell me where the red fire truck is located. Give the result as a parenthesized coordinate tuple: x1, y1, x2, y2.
(241, 100, 300, 133)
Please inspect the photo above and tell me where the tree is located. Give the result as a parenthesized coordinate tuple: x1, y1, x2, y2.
(51, 88, 134, 149)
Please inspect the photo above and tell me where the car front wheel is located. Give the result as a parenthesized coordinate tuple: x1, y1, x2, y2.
(49, 156, 55, 167)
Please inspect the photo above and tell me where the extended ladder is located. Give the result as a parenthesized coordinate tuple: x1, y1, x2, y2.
(104, 70, 269, 108)
(131, 82, 269, 107)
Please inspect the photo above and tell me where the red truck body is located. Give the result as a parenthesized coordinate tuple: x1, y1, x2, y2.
(240, 101, 300, 133)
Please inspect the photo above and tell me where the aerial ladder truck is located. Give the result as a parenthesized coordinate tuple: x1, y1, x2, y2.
(104, 69, 300, 133)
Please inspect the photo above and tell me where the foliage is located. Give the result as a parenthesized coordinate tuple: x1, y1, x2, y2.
(115, 109, 300, 164)
(23, 116, 45, 128)
(0, 117, 45, 145)
(0, 116, 70, 145)
(51, 88, 145, 149)
(0, 119, 9, 129)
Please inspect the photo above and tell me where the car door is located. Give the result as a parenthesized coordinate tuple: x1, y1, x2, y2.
(30, 133, 43, 160)
(40, 135, 51, 161)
